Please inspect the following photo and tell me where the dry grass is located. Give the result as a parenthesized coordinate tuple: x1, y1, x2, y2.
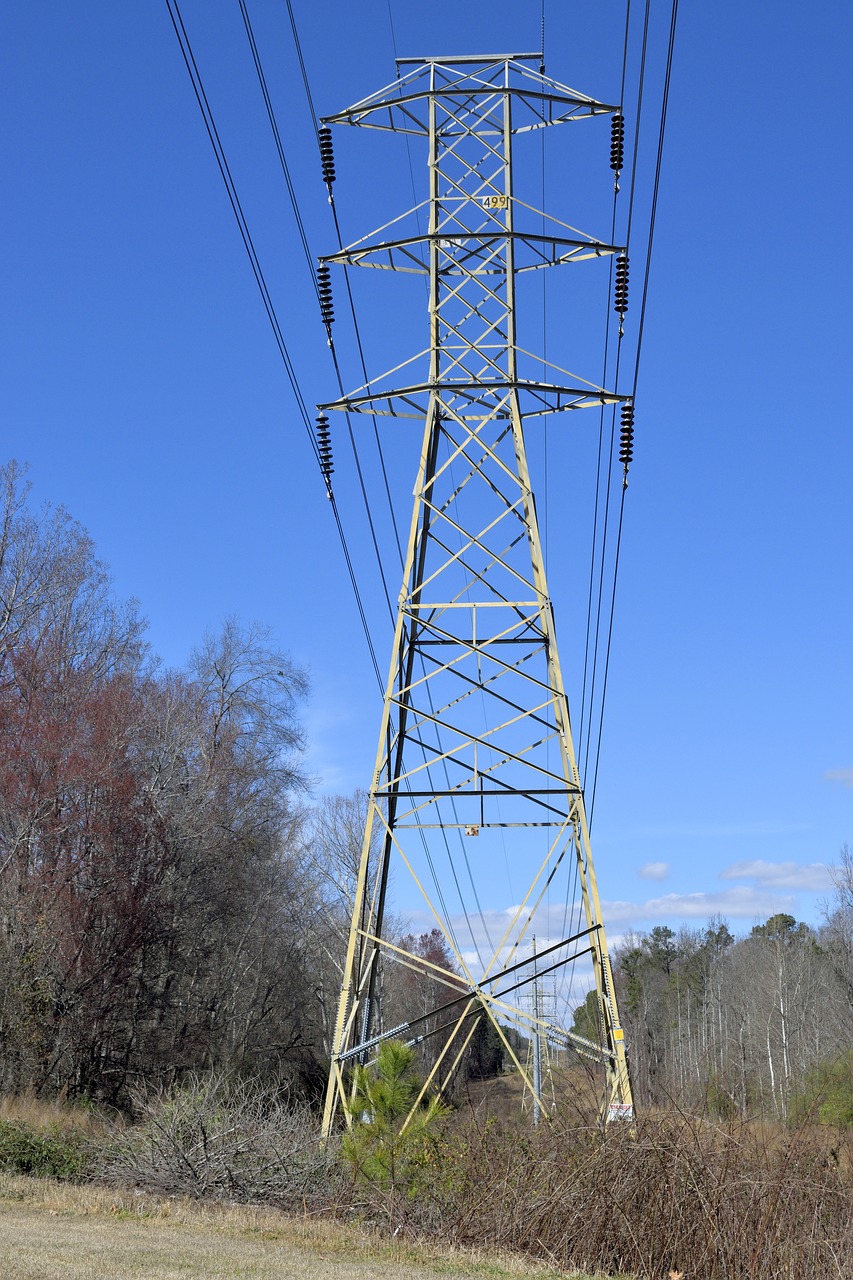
(0, 1090, 107, 1134)
(0, 1174, 613, 1280)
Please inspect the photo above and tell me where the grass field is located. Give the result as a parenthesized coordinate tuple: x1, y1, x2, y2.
(0, 1174, 612, 1280)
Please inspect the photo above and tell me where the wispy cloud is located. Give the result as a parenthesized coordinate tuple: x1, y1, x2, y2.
(825, 768, 853, 790)
(720, 859, 833, 891)
(602, 886, 794, 925)
(638, 861, 669, 882)
(406, 883, 795, 968)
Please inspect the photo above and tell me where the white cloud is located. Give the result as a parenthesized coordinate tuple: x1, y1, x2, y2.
(826, 768, 853, 789)
(720, 859, 833, 891)
(405, 881, 799, 969)
(638, 861, 669, 882)
(601, 885, 795, 925)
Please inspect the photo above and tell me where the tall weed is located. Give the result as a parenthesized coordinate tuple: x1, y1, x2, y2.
(391, 1109, 853, 1280)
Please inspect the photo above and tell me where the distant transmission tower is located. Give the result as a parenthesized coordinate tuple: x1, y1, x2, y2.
(319, 54, 633, 1135)
(524, 938, 558, 1126)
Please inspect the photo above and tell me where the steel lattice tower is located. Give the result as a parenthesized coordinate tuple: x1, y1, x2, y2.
(319, 54, 633, 1134)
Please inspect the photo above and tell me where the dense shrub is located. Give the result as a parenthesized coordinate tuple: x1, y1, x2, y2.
(97, 1074, 340, 1209)
(791, 1050, 853, 1126)
(0, 1119, 90, 1180)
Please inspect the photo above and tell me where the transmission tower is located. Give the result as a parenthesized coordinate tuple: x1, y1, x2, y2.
(318, 54, 634, 1135)
(524, 937, 558, 1126)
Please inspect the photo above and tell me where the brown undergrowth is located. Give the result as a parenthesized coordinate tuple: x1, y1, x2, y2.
(385, 1107, 853, 1280)
(2, 1084, 852, 1278)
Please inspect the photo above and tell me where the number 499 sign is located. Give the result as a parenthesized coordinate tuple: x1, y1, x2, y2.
(481, 194, 509, 209)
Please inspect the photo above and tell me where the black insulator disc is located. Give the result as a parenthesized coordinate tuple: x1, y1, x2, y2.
(319, 128, 336, 183)
(318, 264, 334, 323)
(316, 410, 334, 478)
(610, 114, 625, 170)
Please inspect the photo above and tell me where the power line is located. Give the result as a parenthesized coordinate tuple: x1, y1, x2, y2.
(164, 0, 317, 461)
(268, 2, 406, 602)
(238, 0, 317, 291)
(236, 0, 401, 630)
(579, 0, 636, 788)
(588, 0, 681, 822)
(235, 1, 400, 621)
(164, 0, 384, 694)
(284, 0, 320, 142)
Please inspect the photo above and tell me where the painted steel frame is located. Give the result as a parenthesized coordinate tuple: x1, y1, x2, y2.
(320, 56, 633, 1136)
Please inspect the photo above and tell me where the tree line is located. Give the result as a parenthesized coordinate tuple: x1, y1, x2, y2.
(579, 881, 853, 1121)
(0, 461, 334, 1103)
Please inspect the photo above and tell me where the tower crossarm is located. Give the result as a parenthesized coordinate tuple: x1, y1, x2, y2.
(322, 231, 624, 274)
(320, 383, 628, 419)
(322, 56, 617, 136)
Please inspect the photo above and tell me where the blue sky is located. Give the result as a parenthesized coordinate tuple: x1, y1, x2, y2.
(2, 1, 851, 945)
